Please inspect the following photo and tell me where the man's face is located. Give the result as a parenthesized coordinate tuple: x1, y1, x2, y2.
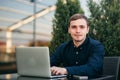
(68, 19, 89, 42)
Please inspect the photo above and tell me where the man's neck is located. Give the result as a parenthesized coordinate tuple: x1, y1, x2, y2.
(73, 38, 86, 47)
(73, 41, 83, 47)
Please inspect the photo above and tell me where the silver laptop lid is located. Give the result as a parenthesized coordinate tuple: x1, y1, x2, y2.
(16, 47, 51, 77)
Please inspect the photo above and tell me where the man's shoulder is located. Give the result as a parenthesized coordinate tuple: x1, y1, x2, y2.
(88, 37, 105, 55)
(88, 37, 103, 46)
(59, 40, 72, 48)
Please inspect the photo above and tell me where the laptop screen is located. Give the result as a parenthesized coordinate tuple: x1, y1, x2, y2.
(16, 47, 52, 77)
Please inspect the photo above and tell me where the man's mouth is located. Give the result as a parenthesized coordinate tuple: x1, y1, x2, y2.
(75, 34, 82, 36)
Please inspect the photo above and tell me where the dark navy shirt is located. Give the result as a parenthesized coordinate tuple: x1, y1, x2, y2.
(50, 36, 105, 78)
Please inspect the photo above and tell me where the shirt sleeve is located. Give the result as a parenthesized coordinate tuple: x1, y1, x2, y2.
(65, 43, 105, 77)
(50, 44, 63, 66)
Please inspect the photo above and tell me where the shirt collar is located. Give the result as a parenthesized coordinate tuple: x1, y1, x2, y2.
(72, 36, 89, 48)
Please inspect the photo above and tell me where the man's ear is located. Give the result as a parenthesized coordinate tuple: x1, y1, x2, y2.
(68, 27, 70, 34)
(87, 26, 89, 34)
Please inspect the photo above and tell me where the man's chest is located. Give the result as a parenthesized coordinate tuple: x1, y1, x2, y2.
(62, 46, 91, 66)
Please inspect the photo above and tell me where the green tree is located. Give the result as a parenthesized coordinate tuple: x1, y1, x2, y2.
(66, 0, 83, 16)
(49, 0, 84, 53)
(88, 0, 120, 56)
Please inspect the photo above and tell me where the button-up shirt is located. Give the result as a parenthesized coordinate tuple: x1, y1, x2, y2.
(50, 36, 105, 78)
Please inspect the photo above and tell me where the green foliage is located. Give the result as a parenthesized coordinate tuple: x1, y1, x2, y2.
(88, 0, 120, 56)
(66, 0, 83, 16)
(49, 0, 84, 53)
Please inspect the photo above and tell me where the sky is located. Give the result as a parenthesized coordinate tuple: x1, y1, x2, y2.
(80, 0, 90, 17)
(80, 0, 100, 17)
(0, 0, 100, 43)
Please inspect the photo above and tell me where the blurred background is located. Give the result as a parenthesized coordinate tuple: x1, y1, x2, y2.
(0, 0, 57, 74)
(0, 0, 88, 74)
(0, 0, 119, 77)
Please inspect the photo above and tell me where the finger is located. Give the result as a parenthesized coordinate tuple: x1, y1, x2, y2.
(55, 71, 61, 75)
(50, 66, 56, 72)
(52, 69, 58, 75)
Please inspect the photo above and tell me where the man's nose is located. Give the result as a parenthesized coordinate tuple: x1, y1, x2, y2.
(76, 27, 81, 33)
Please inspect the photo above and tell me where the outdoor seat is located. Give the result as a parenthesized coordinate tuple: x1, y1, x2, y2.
(91, 57, 120, 80)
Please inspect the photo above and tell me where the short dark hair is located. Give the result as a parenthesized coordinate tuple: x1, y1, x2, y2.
(68, 13, 88, 27)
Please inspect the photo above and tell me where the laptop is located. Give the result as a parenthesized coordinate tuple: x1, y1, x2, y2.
(16, 47, 66, 78)
(17, 76, 67, 80)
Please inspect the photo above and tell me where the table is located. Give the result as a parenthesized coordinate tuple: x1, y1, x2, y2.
(0, 53, 17, 74)
(0, 73, 88, 80)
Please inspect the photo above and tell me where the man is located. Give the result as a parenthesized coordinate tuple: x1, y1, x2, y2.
(50, 13, 105, 78)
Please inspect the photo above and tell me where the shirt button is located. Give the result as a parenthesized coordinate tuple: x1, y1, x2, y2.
(76, 62, 78, 64)
(76, 52, 78, 54)
(80, 47, 82, 50)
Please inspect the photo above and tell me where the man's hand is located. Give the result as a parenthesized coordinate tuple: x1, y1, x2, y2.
(50, 66, 68, 75)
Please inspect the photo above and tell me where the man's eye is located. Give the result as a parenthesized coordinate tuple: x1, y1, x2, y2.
(71, 26, 76, 28)
(80, 25, 85, 28)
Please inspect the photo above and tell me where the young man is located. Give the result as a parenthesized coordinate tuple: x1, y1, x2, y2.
(50, 14, 105, 78)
